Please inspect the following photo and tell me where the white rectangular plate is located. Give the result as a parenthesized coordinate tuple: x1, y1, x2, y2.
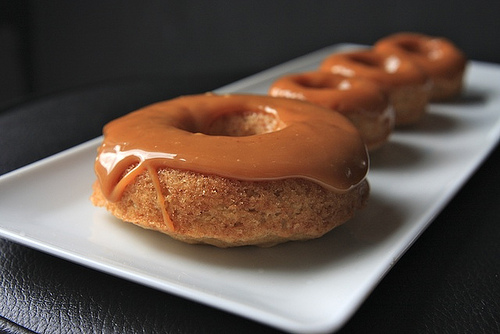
(1, 44, 500, 333)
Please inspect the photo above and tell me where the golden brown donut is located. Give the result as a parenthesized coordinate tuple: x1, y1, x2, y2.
(91, 94, 370, 247)
(268, 71, 395, 150)
(374, 32, 467, 101)
(319, 49, 430, 126)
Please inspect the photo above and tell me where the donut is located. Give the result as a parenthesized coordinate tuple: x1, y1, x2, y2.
(374, 32, 467, 101)
(268, 71, 395, 150)
(91, 94, 370, 247)
(319, 49, 430, 126)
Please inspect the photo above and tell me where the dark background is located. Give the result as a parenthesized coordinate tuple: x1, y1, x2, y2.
(1, 0, 499, 110)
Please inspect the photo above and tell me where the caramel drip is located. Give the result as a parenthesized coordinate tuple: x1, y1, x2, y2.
(94, 94, 369, 209)
(147, 165, 175, 231)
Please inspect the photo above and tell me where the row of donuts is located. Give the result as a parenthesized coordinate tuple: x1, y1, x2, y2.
(268, 32, 468, 150)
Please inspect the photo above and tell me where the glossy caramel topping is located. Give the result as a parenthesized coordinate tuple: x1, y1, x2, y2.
(95, 94, 369, 203)
(374, 32, 467, 79)
(319, 49, 428, 89)
(269, 71, 390, 115)
(268, 71, 395, 149)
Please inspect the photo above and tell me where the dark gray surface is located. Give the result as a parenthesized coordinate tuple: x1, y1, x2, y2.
(2, 1, 500, 108)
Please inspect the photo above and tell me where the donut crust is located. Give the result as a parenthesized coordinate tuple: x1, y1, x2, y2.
(91, 168, 369, 247)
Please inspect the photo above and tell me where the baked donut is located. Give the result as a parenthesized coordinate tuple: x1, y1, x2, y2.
(268, 71, 395, 150)
(319, 49, 430, 126)
(91, 94, 370, 247)
(374, 32, 467, 101)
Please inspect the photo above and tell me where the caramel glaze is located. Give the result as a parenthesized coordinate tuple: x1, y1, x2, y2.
(269, 71, 389, 113)
(319, 48, 429, 91)
(373, 32, 467, 100)
(374, 32, 467, 81)
(95, 94, 369, 210)
(268, 71, 394, 149)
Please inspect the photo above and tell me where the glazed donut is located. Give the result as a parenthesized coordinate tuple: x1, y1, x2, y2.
(268, 71, 395, 150)
(91, 94, 369, 247)
(374, 32, 467, 101)
(319, 49, 430, 126)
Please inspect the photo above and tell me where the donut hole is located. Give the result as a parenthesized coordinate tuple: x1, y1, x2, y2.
(349, 53, 382, 68)
(397, 40, 424, 54)
(206, 111, 285, 137)
(296, 76, 333, 89)
(296, 75, 352, 91)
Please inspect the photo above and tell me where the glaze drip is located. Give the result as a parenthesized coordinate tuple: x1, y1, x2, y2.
(94, 94, 370, 219)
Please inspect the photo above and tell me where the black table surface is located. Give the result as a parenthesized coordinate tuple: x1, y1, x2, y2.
(1, 74, 499, 334)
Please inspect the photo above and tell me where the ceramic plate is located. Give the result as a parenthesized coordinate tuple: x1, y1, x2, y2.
(1, 44, 500, 333)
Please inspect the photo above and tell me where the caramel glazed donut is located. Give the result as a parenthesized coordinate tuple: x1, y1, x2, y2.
(91, 94, 370, 247)
(320, 49, 431, 126)
(268, 71, 395, 150)
(374, 32, 467, 101)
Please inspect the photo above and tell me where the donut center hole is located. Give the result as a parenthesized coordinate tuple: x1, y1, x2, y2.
(398, 40, 424, 53)
(350, 54, 381, 68)
(296, 77, 333, 89)
(206, 110, 285, 136)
